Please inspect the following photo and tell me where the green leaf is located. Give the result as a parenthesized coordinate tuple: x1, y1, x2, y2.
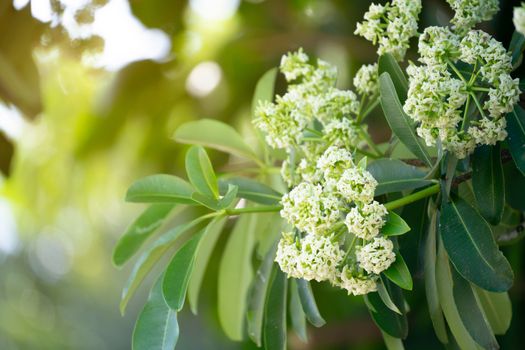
(218, 213, 258, 340)
(473, 287, 512, 335)
(188, 216, 228, 314)
(510, 31, 525, 69)
(506, 104, 525, 175)
(424, 210, 448, 344)
(113, 204, 175, 267)
(440, 197, 513, 292)
(382, 211, 411, 236)
(378, 53, 408, 101)
(435, 236, 479, 350)
(132, 277, 179, 350)
(365, 282, 408, 339)
(126, 174, 196, 204)
(471, 145, 505, 225)
(377, 280, 402, 315)
(379, 72, 432, 166)
(174, 119, 258, 161)
(247, 242, 278, 346)
(190, 192, 221, 211)
(252, 67, 278, 116)
(185, 145, 219, 199)
(383, 253, 413, 290)
(451, 268, 499, 349)
(263, 267, 288, 350)
(503, 161, 525, 211)
(219, 177, 282, 205)
(382, 331, 405, 350)
(289, 279, 308, 343)
(162, 228, 207, 311)
(368, 159, 434, 195)
(296, 279, 326, 327)
(218, 184, 238, 209)
(119, 216, 209, 314)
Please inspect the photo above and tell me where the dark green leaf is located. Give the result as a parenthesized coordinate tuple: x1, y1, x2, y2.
(368, 159, 434, 195)
(451, 268, 499, 349)
(510, 31, 525, 69)
(174, 119, 258, 161)
(113, 204, 175, 267)
(252, 67, 278, 116)
(377, 280, 402, 315)
(247, 242, 278, 346)
(379, 72, 432, 166)
(473, 286, 512, 335)
(296, 279, 326, 327)
(383, 254, 413, 290)
(289, 279, 308, 343)
(440, 197, 513, 292)
(503, 161, 525, 211)
(382, 211, 411, 236)
(132, 276, 179, 350)
(219, 177, 282, 205)
(126, 174, 196, 204)
(472, 145, 504, 225)
(365, 284, 408, 339)
(263, 267, 288, 350)
(378, 53, 408, 101)
(506, 104, 525, 175)
(218, 184, 238, 209)
(185, 145, 219, 199)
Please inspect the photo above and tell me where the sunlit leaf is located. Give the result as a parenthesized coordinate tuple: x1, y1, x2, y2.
(252, 67, 278, 116)
(126, 174, 197, 204)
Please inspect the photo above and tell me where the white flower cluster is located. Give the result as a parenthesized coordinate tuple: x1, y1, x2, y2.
(355, 0, 422, 61)
(354, 63, 379, 96)
(277, 146, 395, 296)
(446, 0, 499, 34)
(514, 4, 525, 36)
(404, 27, 520, 158)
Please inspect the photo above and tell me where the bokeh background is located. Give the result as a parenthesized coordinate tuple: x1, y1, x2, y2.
(0, 0, 523, 349)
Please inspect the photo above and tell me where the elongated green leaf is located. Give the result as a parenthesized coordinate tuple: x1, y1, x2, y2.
(252, 67, 278, 116)
(120, 216, 209, 314)
(382, 211, 411, 236)
(506, 105, 525, 175)
(384, 254, 412, 290)
(368, 159, 434, 195)
(378, 53, 408, 101)
(190, 192, 221, 211)
(219, 177, 282, 205)
(510, 31, 525, 69)
(365, 283, 408, 339)
(113, 204, 175, 267)
(247, 242, 278, 346)
(218, 184, 238, 209)
(472, 145, 504, 225)
(377, 280, 402, 315)
(435, 236, 479, 350)
(185, 146, 219, 199)
(132, 277, 179, 350)
(382, 331, 405, 350)
(263, 267, 288, 350)
(503, 162, 525, 211)
(473, 287, 512, 335)
(379, 72, 432, 166)
(174, 119, 258, 161)
(188, 216, 228, 314)
(162, 229, 206, 311)
(218, 213, 258, 340)
(126, 174, 196, 204)
(296, 279, 325, 327)
(451, 269, 499, 349)
(440, 197, 513, 292)
(424, 210, 448, 344)
(289, 279, 308, 343)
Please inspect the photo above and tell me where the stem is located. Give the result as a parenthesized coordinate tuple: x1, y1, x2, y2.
(357, 96, 380, 123)
(461, 94, 471, 130)
(359, 127, 383, 157)
(226, 205, 282, 215)
(471, 86, 490, 92)
(355, 147, 380, 159)
(341, 234, 358, 265)
(469, 92, 487, 119)
(447, 59, 467, 84)
(384, 183, 440, 211)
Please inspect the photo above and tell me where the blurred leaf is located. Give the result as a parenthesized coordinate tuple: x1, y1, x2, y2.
(218, 213, 258, 340)
(190, 192, 222, 210)
(368, 159, 433, 195)
(263, 267, 288, 350)
(188, 216, 228, 314)
(185, 146, 219, 199)
(383, 254, 412, 290)
(473, 287, 512, 335)
(471, 145, 504, 225)
(126, 174, 197, 205)
(219, 177, 282, 205)
(378, 54, 408, 101)
(218, 184, 238, 209)
(129, 0, 185, 35)
(379, 72, 432, 166)
(503, 161, 525, 211)
(296, 279, 326, 328)
(132, 276, 179, 350)
(289, 279, 308, 343)
(382, 331, 405, 350)
(440, 197, 513, 292)
(382, 211, 411, 236)
(252, 67, 278, 116)
(0, 132, 14, 175)
(510, 31, 525, 69)
(113, 204, 176, 267)
(506, 104, 525, 175)
(162, 228, 206, 311)
(174, 119, 259, 161)
(364, 282, 408, 339)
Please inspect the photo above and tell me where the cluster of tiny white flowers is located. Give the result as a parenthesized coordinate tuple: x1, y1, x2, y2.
(404, 27, 520, 158)
(354, 63, 379, 96)
(336, 266, 379, 296)
(356, 237, 396, 275)
(355, 0, 422, 61)
(514, 4, 525, 36)
(344, 201, 388, 241)
(446, 0, 499, 34)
